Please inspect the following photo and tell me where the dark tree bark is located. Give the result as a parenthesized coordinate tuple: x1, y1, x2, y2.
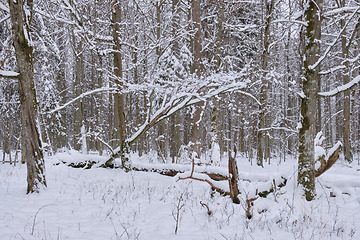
(8, 0, 46, 193)
(257, 0, 274, 167)
(298, 0, 322, 201)
(228, 150, 240, 204)
(170, 0, 181, 162)
(190, 0, 203, 159)
(111, 0, 128, 169)
(73, 36, 85, 151)
(340, 0, 353, 162)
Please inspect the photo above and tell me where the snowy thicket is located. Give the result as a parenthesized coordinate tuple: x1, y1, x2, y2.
(1, 0, 360, 238)
(1, 152, 359, 240)
(0, 0, 359, 161)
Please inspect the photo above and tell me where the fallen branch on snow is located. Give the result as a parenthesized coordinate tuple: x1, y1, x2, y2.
(177, 158, 229, 196)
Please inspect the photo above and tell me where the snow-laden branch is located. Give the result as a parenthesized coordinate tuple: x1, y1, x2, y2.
(0, 2, 9, 13)
(323, 6, 360, 17)
(0, 70, 20, 78)
(272, 19, 307, 26)
(318, 75, 360, 97)
(47, 87, 118, 114)
(224, 23, 260, 32)
(309, 7, 360, 71)
(258, 126, 298, 133)
(0, 15, 9, 24)
(107, 72, 258, 164)
(319, 65, 346, 75)
(126, 74, 254, 146)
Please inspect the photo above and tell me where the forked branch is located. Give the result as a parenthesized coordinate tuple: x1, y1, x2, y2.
(177, 158, 228, 196)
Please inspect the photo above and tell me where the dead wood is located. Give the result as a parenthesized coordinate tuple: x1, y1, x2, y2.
(228, 150, 241, 204)
(200, 201, 213, 216)
(315, 144, 342, 177)
(177, 158, 229, 196)
(245, 192, 259, 219)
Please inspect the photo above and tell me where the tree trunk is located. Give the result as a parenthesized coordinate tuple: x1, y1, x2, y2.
(190, 0, 203, 159)
(228, 150, 240, 204)
(112, 0, 128, 169)
(73, 36, 84, 151)
(257, 0, 274, 167)
(298, 0, 322, 201)
(8, 0, 46, 193)
(215, 0, 224, 71)
(340, 0, 352, 162)
(210, 98, 220, 165)
(96, 52, 104, 156)
(170, 0, 181, 163)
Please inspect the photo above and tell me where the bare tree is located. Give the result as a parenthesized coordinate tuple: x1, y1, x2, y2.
(257, 0, 275, 167)
(112, 0, 128, 169)
(189, 0, 203, 159)
(297, 0, 322, 201)
(8, 0, 46, 193)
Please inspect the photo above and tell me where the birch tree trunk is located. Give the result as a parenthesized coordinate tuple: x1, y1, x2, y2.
(298, 0, 322, 201)
(8, 0, 46, 193)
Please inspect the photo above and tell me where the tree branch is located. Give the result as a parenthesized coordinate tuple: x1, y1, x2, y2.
(47, 87, 118, 114)
(318, 75, 360, 97)
(315, 142, 342, 177)
(177, 158, 229, 196)
(0, 70, 19, 79)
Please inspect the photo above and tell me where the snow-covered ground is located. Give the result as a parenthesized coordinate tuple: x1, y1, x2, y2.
(1, 151, 360, 240)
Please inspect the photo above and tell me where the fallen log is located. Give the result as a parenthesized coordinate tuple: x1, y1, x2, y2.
(58, 158, 288, 200)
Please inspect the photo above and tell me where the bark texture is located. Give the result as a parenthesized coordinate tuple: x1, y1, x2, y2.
(340, 0, 352, 162)
(298, 0, 322, 201)
(8, 0, 46, 193)
(189, 0, 203, 159)
(257, 0, 274, 167)
(228, 150, 240, 204)
(111, 0, 128, 169)
(315, 144, 342, 177)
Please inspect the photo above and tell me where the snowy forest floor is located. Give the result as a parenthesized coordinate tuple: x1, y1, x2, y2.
(1, 151, 360, 240)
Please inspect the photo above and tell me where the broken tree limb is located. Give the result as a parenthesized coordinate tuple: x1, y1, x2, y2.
(245, 191, 259, 219)
(177, 158, 229, 196)
(315, 142, 342, 177)
(228, 149, 241, 204)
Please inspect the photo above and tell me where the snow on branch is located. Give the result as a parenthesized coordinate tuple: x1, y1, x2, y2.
(318, 75, 360, 97)
(106, 72, 257, 164)
(47, 87, 118, 114)
(319, 65, 346, 75)
(309, 7, 360, 71)
(272, 19, 307, 26)
(0, 70, 20, 78)
(323, 6, 360, 17)
(126, 73, 255, 146)
(0, 2, 9, 13)
(0, 15, 10, 24)
(258, 126, 298, 133)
